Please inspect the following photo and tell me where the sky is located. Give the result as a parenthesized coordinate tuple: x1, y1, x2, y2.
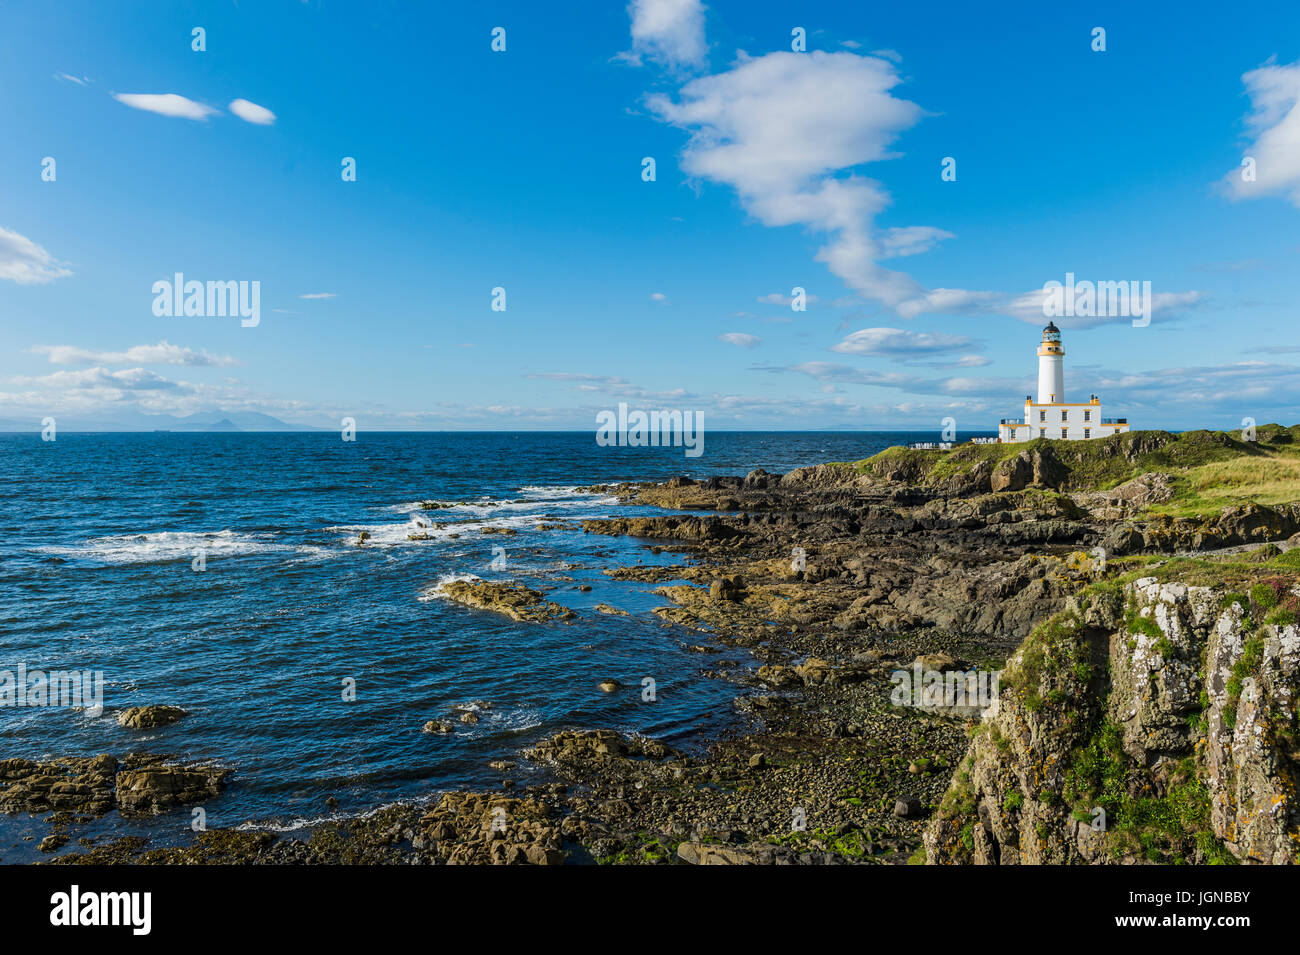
(1, 0, 1299, 432)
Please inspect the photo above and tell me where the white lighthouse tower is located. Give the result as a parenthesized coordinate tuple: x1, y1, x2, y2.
(1037, 321, 1065, 403)
(997, 323, 1130, 442)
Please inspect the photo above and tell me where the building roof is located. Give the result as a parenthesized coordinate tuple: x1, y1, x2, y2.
(1042, 320, 1060, 335)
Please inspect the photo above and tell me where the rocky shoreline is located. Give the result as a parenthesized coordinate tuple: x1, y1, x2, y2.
(9, 429, 1300, 864)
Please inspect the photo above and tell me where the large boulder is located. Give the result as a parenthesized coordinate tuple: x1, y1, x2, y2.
(990, 452, 1034, 492)
(117, 705, 188, 730)
(114, 758, 230, 815)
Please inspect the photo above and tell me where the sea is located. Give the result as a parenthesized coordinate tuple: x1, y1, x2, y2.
(0, 430, 986, 858)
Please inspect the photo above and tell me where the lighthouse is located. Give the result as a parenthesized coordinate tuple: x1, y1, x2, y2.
(997, 323, 1131, 442)
(1037, 321, 1065, 403)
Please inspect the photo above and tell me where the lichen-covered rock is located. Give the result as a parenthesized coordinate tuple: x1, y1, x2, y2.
(114, 757, 231, 816)
(117, 705, 188, 730)
(419, 792, 564, 865)
(0, 755, 118, 815)
(433, 579, 575, 622)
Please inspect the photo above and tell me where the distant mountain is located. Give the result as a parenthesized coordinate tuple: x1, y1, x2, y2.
(0, 410, 324, 432)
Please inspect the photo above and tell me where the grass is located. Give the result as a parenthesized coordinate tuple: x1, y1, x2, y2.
(1061, 728, 1237, 864)
(1151, 453, 1300, 517)
(855, 424, 1300, 518)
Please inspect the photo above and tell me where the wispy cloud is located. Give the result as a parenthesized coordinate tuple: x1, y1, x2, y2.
(0, 226, 72, 284)
(31, 341, 238, 368)
(53, 73, 91, 86)
(112, 92, 218, 120)
(757, 292, 820, 307)
(830, 327, 977, 358)
(1222, 58, 1300, 208)
(718, 332, 761, 348)
(298, 292, 337, 300)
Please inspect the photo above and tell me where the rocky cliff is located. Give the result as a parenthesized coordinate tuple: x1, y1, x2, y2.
(924, 574, 1300, 864)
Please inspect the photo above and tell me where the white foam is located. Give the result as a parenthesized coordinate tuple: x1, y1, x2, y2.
(389, 488, 617, 518)
(31, 530, 294, 564)
(417, 573, 481, 602)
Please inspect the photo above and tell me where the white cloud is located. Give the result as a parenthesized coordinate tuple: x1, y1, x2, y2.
(53, 73, 90, 85)
(757, 292, 820, 306)
(718, 332, 761, 348)
(229, 98, 276, 125)
(298, 292, 337, 300)
(650, 291, 669, 302)
(896, 288, 998, 319)
(647, 51, 965, 313)
(10, 366, 191, 393)
(878, 225, 956, 259)
(830, 327, 975, 357)
(112, 93, 218, 120)
(0, 226, 72, 284)
(1224, 58, 1300, 208)
(31, 341, 237, 368)
(623, 0, 707, 71)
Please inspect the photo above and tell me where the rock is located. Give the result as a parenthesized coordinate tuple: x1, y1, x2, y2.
(893, 796, 923, 818)
(117, 705, 188, 730)
(422, 720, 455, 734)
(0, 755, 118, 815)
(709, 576, 746, 601)
(597, 680, 621, 693)
(582, 515, 747, 543)
(114, 759, 230, 815)
(1108, 472, 1175, 506)
(925, 580, 1300, 865)
(577, 584, 592, 592)
(912, 653, 957, 673)
(434, 579, 575, 623)
(991, 452, 1033, 492)
(794, 657, 834, 685)
(748, 753, 766, 769)
(458, 712, 480, 725)
(756, 664, 799, 688)
(594, 604, 629, 616)
(676, 842, 761, 864)
(38, 833, 68, 853)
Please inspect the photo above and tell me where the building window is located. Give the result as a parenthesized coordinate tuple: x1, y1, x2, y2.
(1084, 428, 1091, 439)
(1083, 410, 1091, 422)
(1039, 428, 1045, 438)
(1061, 428, 1068, 439)
(1061, 410, 1068, 422)
(1039, 410, 1046, 422)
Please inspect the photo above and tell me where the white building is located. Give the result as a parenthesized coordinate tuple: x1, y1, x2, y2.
(997, 322, 1130, 442)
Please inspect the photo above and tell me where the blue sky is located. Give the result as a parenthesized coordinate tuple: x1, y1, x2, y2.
(2, 0, 1299, 431)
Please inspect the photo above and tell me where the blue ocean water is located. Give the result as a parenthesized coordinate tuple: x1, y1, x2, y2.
(0, 430, 973, 848)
